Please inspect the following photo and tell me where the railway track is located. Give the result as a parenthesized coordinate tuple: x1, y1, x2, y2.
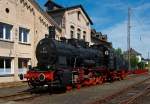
(90, 75, 150, 104)
(105, 78, 150, 104)
(0, 91, 40, 103)
(119, 85, 150, 104)
(0, 74, 149, 104)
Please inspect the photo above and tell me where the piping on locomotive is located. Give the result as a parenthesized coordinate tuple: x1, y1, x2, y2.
(19, 26, 128, 89)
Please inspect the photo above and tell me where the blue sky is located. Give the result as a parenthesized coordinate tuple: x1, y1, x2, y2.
(37, 0, 150, 58)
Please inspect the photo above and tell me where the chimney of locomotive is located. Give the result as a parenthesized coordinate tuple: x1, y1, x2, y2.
(48, 26, 56, 39)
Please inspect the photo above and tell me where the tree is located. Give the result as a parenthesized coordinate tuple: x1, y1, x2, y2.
(130, 55, 139, 69)
(148, 61, 150, 70)
(137, 62, 145, 69)
(115, 48, 122, 56)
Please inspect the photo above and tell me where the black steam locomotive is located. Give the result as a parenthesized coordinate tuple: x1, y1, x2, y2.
(20, 26, 128, 90)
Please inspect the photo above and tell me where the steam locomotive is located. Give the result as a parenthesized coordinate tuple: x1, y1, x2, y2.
(20, 26, 128, 90)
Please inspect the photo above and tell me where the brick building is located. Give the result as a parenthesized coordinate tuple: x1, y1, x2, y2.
(124, 48, 142, 63)
(45, 0, 93, 43)
(0, 0, 93, 83)
(90, 29, 112, 48)
(0, 0, 61, 82)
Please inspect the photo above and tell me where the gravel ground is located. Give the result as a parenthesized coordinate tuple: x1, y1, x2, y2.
(19, 74, 150, 104)
(0, 81, 27, 89)
(103, 77, 150, 104)
(0, 74, 150, 104)
(141, 91, 150, 104)
(0, 86, 28, 97)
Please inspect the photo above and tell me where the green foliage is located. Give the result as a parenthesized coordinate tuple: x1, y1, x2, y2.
(130, 55, 139, 69)
(148, 61, 150, 65)
(115, 48, 122, 56)
(147, 61, 150, 69)
(145, 63, 148, 67)
(137, 62, 145, 69)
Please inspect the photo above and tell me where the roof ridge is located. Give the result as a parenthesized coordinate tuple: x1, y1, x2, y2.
(29, 0, 61, 31)
(44, 0, 63, 8)
(47, 5, 93, 25)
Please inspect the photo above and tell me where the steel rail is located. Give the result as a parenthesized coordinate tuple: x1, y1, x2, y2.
(120, 85, 150, 104)
(91, 75, 150, 104)
(0, 91, 40, 103)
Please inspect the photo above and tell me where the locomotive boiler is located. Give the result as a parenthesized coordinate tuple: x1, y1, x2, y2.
(20, 26, 128, 90)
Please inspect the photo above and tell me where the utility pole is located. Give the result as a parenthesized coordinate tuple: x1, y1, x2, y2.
(148, 52, 149, 59)
(127, 7, 131, 70)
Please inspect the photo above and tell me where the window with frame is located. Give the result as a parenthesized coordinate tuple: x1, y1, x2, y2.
(0, 58, 11, 75)
(0, 22, 13, 41)
(18, 58, 28, 74)
(83, 31, 86, 41)
(62, 17, 65, 28)
(77, 11, 80, 21)
(19, 27, 30, 43)
(70, 25, 75, 39)
(77, 28, 81, 39)
(86, 22, 89, 26)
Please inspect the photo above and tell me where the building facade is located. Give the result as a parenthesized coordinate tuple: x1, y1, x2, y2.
(0, 0, 93, 83)
(45, 1, 93, 43)
(124, 48, 142, 63)
(91, 29, 110, 45)
(0, 0, 61, 82)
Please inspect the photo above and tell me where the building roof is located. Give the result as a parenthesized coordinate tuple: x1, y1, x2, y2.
(91, 29, 108, 41)
(91, 29, 96, 34)
(47, 5, 93, 25)
(142, 58, 150, 61)
(44, 0, 64, 8)
(29, 0, 61, 31)
(124, 48, 142, 56)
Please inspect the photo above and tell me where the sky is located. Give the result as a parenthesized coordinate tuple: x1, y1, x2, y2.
(37, 0, 150, 58)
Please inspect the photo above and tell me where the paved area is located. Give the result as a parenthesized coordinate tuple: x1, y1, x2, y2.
(0, 74, 149, 104)
(0, 81, 27, 89)
(0, 81, 28, 97)
(0, 86, 28, 97)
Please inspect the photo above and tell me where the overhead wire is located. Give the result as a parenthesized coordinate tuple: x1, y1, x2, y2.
(131, 7, 149, 58)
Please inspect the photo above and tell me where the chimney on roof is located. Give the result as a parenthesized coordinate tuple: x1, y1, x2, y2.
(44, 0, 63, 11)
